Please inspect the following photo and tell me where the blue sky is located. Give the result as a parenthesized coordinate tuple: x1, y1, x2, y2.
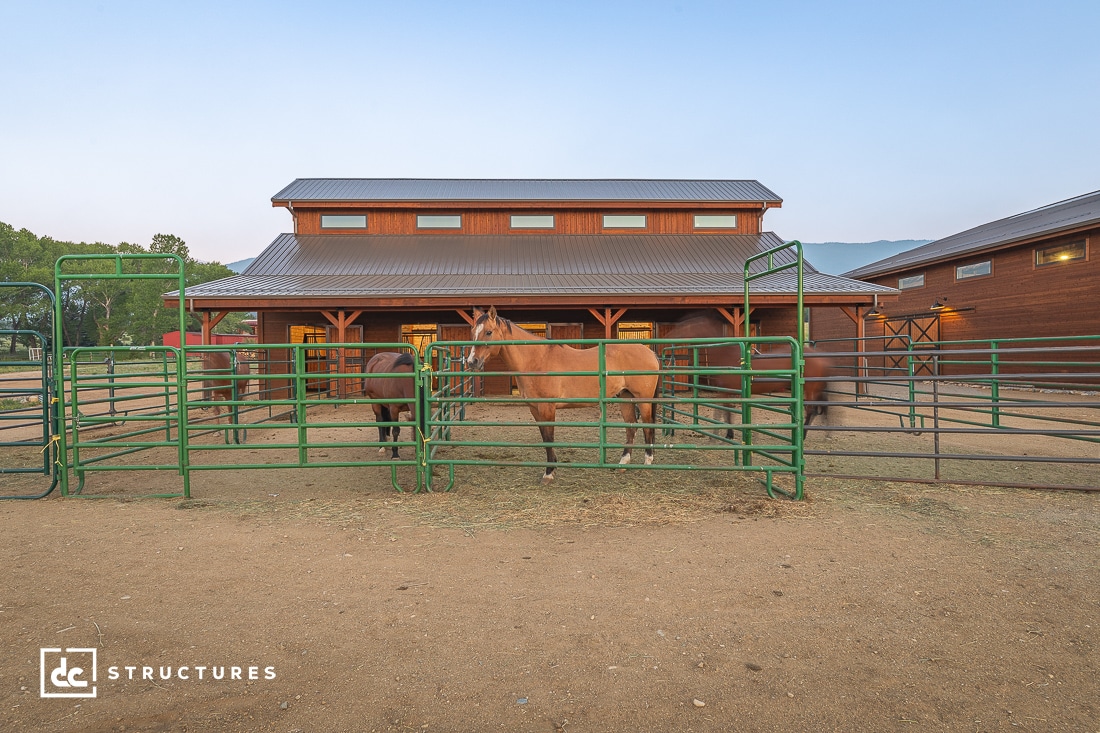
(2, 0, 1097, 264)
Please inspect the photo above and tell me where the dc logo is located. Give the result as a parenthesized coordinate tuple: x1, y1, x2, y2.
(40, 648, 97, 698)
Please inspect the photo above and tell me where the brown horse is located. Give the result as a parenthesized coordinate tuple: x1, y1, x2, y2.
(364, 351, 417, 459)
(200, 350, 251, 422)
(663, 311, 837, 438)
(466, 306, 660, 484)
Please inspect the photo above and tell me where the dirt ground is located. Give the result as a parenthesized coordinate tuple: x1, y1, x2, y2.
(2, 428, 1098, 733)
(1, 387, 1098, 731)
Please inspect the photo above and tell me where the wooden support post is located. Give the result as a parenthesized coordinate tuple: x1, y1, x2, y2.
(839, 306, 867, 395)
(588, 307, 628, 338)
(201, 311, 231, 345)
(319, 310, 362, 398)
(716, 306, 753, 337)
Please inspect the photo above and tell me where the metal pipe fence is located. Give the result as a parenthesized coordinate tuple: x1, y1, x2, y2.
(422, 336, 805, 499)
(802, 335, 1100, 491)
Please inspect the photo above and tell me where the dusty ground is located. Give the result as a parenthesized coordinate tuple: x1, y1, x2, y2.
(1, 389, 1098, 731)
(2, 455, 1098, 731)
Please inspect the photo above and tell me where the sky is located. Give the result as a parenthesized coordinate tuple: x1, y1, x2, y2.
(2, 0, 1098, 265)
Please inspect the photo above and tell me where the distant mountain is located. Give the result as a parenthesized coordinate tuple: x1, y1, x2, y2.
(226, 257, 254, 274)
(800, 240, 930, 276)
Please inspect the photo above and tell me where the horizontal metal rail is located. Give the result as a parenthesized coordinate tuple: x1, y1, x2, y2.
(801, 337, 1099, 490)
(423, 336, 804, 499)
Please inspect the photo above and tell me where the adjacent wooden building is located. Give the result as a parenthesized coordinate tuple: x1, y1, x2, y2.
(810, 190, 1100, 379)
(168, 178, 894, 394)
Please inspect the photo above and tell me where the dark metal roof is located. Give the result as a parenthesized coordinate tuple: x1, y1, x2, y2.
(845, 190, 1100, 278)
(176, 233, 893, 301)
(272, 178, 782, 204)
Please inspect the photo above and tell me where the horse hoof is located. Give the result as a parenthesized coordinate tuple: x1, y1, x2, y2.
(618, 454, 632, 466)
(541, 474, 555, 485)
(644, 454, 654, 466)
(378, 447, 387, 455)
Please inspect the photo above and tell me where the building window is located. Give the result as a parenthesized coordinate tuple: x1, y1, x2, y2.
(898, 274, 925, 289)
(955, 260, 992, 280)
(693, 214, 738, 229)
(321, 214, 367, 229)
(1035, 240, 1086, 266)
(616, 321, 653, 340)
(417, 214, 462, 229)
(510, 214, 555, 229)
(401, 323, 438, 356)
(602, 214, 647, 229)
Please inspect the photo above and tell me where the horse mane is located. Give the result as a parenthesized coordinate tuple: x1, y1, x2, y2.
(394, 352, 415, 368)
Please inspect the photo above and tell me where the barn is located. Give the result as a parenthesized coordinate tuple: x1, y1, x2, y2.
(167, 178, 895, 394)
(810, 190, 1100, 356)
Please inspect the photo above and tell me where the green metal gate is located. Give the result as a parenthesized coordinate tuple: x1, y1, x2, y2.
(54, 253, 189, 497)
(0, 283, 60, 499)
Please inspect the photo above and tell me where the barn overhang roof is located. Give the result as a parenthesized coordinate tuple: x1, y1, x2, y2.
(167, 232, 896, 311)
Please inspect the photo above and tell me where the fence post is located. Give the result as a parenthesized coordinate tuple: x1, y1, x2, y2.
(932, 355, 941, 481)
(990, 340, 1001, 429)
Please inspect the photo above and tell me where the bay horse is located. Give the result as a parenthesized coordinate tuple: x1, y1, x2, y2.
(364, 351, 417, 459)
(466, 306, 660, 484)
(663, 311, 837, 438)
(200, 350, 251, 422)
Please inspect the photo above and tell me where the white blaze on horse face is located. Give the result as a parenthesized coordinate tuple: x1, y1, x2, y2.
(473, 322, 484, 340)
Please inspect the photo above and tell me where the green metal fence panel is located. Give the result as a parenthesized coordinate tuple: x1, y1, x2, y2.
(0, 282, 60, 499)
(63, 346, 187, 498)
(54, 254, 187, 497)
(179, 342, 424, 494)
(801, 335, 1100, 490)
(421, 336, 805, 498)
(743, 240, 807, 499)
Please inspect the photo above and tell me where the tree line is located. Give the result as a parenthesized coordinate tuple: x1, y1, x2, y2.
(0, 220, 248, 353)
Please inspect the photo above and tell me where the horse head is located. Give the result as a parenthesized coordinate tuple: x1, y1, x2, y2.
(467, 306, 506, 371)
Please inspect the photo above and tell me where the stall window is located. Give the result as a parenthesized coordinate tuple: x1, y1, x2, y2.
(417, 215, 462, 229)
(955, 260, 992, 280)
(1035, 240, 1086, 266)
(321, 214, 367, 229)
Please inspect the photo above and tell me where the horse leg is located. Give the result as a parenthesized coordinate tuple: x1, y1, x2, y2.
(638, 400, 656, 465)
(531, 403, 558, 484)
(376, 405, 391, 456)
(618, 393, 637, 466)
(390, 414, 401, 460)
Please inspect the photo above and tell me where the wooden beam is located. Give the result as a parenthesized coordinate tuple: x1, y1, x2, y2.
(588, 307, 630, 338)
(715, 306, 754, 337)
(839, 306, 860, 324)
(455, 309, 476, 326)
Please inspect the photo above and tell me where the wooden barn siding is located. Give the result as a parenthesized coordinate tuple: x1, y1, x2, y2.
(294, 208, 762, 235)
(251, 306, 805, 396)
(811, 231, 1099, 379)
